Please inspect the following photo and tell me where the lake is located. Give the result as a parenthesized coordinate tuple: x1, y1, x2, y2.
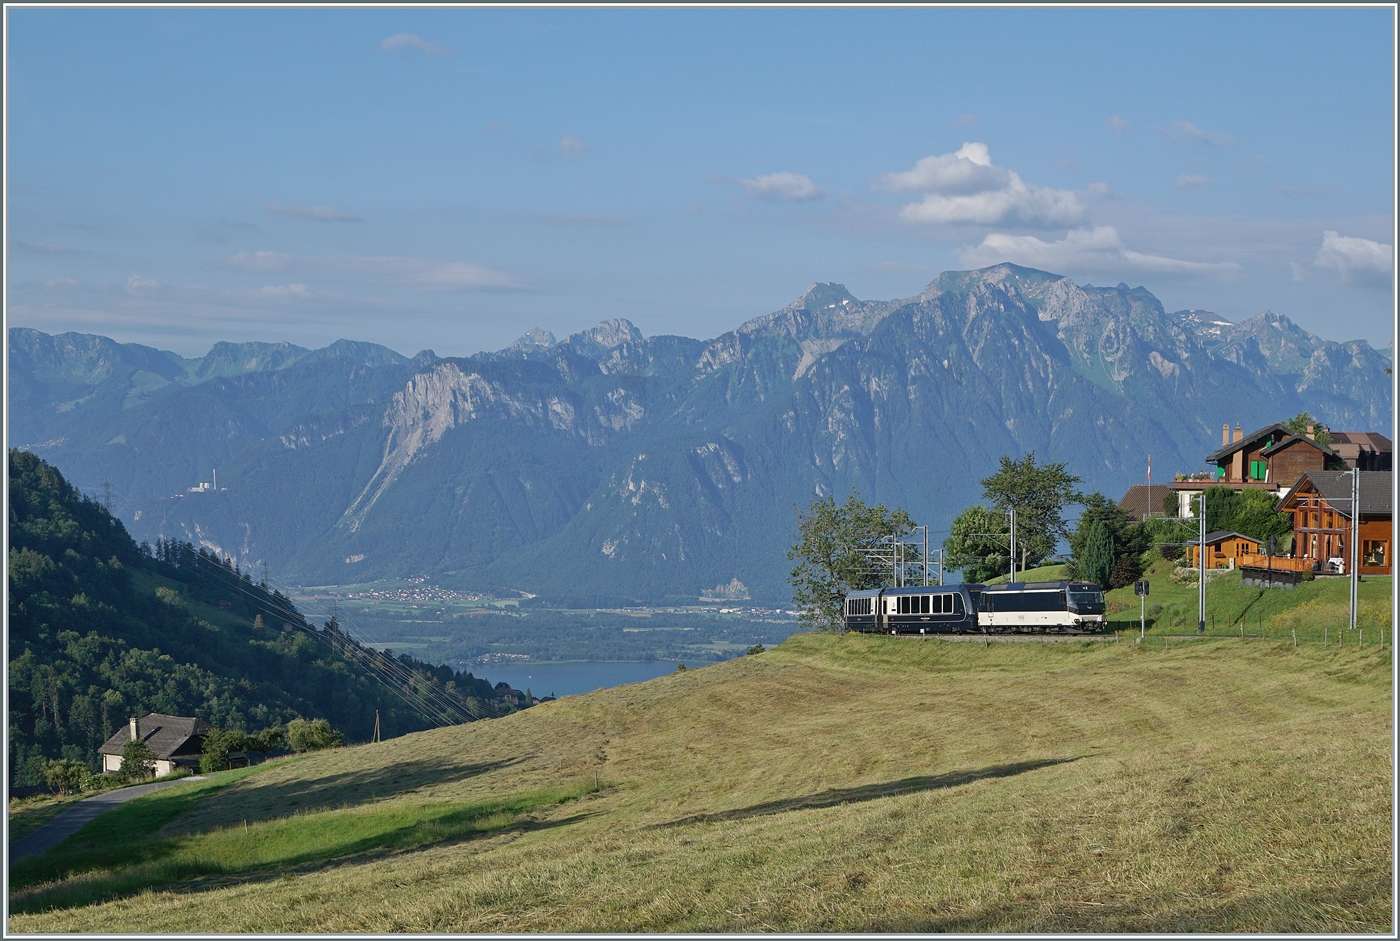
(457, 659, 697, 698)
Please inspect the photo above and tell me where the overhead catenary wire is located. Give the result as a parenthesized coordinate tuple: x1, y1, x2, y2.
(164, 546, 503, 725)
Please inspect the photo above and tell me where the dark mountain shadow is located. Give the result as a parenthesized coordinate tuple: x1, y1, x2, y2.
(652, 757, 1082, 830)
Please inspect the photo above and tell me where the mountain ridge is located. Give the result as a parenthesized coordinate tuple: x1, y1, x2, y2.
(8, 264, 1391, 602)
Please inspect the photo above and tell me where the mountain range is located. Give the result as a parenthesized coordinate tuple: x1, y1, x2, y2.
(9, 264, 1392, 603)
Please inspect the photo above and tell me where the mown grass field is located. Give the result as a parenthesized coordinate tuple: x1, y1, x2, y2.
(8, 632, 1392, 933)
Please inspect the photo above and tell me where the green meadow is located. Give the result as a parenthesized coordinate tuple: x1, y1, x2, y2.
(8, 631, 1392, 933)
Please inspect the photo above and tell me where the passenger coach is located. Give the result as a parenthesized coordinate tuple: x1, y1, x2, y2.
(843, 585, 983, 634)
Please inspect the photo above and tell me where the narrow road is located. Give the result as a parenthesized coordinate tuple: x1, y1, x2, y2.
(9, 776, 206, 864)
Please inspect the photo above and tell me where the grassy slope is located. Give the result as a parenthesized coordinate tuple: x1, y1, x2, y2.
(10, 633, 1391, 933)
(1102, 561, 1392, 640)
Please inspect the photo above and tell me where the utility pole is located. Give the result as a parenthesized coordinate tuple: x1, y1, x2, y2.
(923, 525, 929, 587)
(1350, 468, 1360, 632)
(1008, 505, 1017, 583)
(101, 477, 113, 513)
(1197, 490, 1207, 634)
(373, 710, 381, 743)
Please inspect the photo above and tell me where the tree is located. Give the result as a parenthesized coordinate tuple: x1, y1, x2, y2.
(1284, 411, 1332, 446)
(285, 717, 342, 753)
(978, 454, 1083, 570)
(42, 758, 90, 795)
(788, 491, 916, 631)
(1068, 492, 1149, 588)
(200, 728, 249, 773)
(1077, 521, 1115, 589)
(1192, 487, 1292, 545)
(943, 505, 1012, 583)
(119, 737, 156, 781)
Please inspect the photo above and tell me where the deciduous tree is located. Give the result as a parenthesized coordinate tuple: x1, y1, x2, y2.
(943, 505, 1011, 583)
(978, 454, 1083, 570)
(788, 492, 916, 631)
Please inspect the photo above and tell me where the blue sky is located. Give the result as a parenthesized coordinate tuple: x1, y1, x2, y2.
(6, 6, 1395, 357)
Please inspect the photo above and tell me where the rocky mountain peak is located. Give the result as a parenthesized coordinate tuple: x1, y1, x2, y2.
(789, 282, 859, 313)
(567, 319, 644, 357)
(505, 327, 558, 352)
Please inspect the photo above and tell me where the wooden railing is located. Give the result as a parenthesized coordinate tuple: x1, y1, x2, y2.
(1236, 554, 1315, 573)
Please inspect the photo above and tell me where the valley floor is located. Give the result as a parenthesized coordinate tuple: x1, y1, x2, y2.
(8, 633, 1392, 933)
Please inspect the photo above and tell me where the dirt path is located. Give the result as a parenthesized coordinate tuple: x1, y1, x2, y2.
(8, 777, 206, 864)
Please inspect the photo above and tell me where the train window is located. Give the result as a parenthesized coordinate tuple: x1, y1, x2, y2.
(950, 594, 962, 615)
(921, 595, 930, 614)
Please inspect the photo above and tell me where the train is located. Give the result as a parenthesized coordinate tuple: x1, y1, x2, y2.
(843, 580, 1107, 635)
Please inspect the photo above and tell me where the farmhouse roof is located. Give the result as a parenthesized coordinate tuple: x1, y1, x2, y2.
(1118, 484, 1170, 521)
(97, 713, 212, 760)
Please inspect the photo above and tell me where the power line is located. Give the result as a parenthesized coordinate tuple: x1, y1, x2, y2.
(162, 543, 502, 725)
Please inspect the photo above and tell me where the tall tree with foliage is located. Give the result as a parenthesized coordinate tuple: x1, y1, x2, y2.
(1192, 487, 1293, 548)
(943, 505, 1011, 583)
(1284, 411, 1332, 446)
(1076, 521, 1116, 589)
(978, 453, 1084, 570)
(1068, 492, 1149, 588)
(788, 491, 916, 632)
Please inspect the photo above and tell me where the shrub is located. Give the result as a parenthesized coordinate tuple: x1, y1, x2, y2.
(286, 717, 342, 753)
(41, 758, 91, 795)
(118, 738, 157, 782)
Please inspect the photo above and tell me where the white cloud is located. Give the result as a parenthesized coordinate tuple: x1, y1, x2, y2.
(739, 171, 825, 202)
(1314, 230, 1392, 286)
(1108, 115, 1131, 136)
(41, 278, 77, 291)
(222, 252, 522, 291)
(877, 143, 1084, 226)
(558, 136, 587, 158)
(1166, 120, 1235, 147)
(380, 34, 452, 56)
(1288, 261, 1309, 282)
(126, 275, 160, 290)
(957, 226, 1241, 277)
(265, 203, 364, 223)
(953, 113, 978, 127)
(1175, 174, 1212, 189)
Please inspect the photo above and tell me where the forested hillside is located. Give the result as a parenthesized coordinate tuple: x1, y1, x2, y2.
(6, 450, 498, 786)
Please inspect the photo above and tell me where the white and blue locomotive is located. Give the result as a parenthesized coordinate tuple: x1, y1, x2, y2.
(844, 581, 1106, 635)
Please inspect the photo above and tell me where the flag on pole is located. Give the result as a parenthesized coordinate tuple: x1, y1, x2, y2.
(1147, 455, 1151, 483)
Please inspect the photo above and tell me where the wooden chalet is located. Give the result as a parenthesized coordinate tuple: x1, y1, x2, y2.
(1279, 470, 1393, 575)
(98, 714, 211, 777)
(1186, 531, 1262, 570)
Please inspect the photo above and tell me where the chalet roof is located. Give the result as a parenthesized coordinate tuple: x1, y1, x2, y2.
(1186, 531, 1260, 547)
(1203, 423, 1293, 463)
(97, 713, 212, 759)
(1259, 434, 1339, 459)
(1280, 470, 1393, 519)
